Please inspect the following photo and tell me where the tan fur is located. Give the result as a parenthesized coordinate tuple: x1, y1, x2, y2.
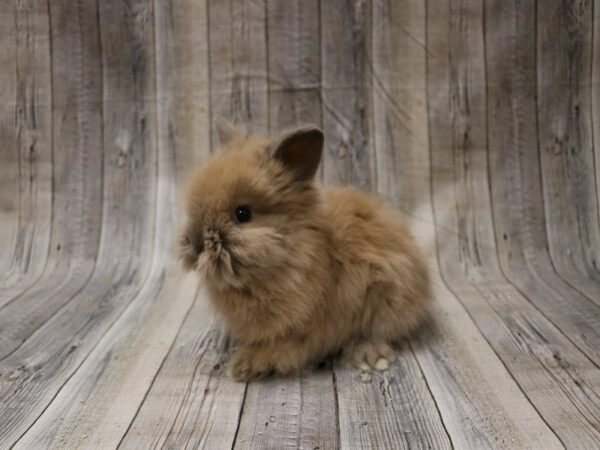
(180, 122, 430, 381)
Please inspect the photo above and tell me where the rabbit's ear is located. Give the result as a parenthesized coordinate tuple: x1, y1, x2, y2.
(215, 116, 242, 146)
(271, 127, 323, 181)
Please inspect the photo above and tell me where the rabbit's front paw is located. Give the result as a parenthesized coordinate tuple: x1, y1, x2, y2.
(343, 340, 397, 372)
(227, 347, 271, 382)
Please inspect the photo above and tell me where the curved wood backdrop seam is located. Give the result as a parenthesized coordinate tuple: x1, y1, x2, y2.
(1, 0, 599, 448)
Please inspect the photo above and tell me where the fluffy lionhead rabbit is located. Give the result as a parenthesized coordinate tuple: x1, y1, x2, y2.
(179, 118, 430, 381)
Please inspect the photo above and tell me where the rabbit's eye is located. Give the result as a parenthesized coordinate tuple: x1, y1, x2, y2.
(234, 205, 252, 223)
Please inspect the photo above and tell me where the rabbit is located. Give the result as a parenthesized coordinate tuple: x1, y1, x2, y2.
(179, 117, 430, 381)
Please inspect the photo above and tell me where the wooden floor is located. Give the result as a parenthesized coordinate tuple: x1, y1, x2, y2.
(1, 0, 600, 448)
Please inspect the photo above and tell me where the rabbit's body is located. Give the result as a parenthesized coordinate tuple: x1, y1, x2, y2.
(180, 121, 429, 381)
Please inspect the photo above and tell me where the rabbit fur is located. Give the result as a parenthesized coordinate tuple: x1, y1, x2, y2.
(179, 118, 430, 381)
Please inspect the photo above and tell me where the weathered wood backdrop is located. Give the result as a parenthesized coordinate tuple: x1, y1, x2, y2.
(1, 0, 599, 448)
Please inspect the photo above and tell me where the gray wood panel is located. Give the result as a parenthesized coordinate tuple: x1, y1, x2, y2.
(321, 0, 375, 189)
(0, 0, 52, 296)
(594, 0, 600, 207)
(267, 0, 321, 131)
(0, 0, 19, 276)
(1, 0, 600, 448)
(389, 1, 563, 448)
(1, 0, 158, 445)
(208, 0, 269, 143)
(485, 0, 600, 364)
(119, 296, 243, 449)
(0, 1, 107, 442)
(537, 0, 600, 304)
(0, 0, 105, 360)
(427, 0, 600, 447)
(0, 0, 53, 306)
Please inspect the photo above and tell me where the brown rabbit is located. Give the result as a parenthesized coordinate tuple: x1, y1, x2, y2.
(179, 118, 430, 381)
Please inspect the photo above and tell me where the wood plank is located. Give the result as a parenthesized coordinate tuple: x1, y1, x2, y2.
(153, 0, 212, 178)
(14, 269, 197, 449)
(335, 344, 451, 450)
(411, 292, 564, 450)
(0, 0, 106, 360)
(208, 0, 269, 144)
(371, 0, 430, 212)
(1, 1, 600, 448)
(594, 0, 600, 205)
(0, 0, 158, 445)
(0, 0, 53, 306)
(0, 0, 52, 289)
(0, 0, 18, 269)
(0, 0, 22, 278)
(321, 0, 375, 189)
(427, 0, 600, 447)
(235, 367, 338, 450)
(536, 0, 600, 305)
(267, 0, 321, 131)
(0, 0, 105, 365)
(485, 0, 600, 365)
(0, 0, 25, 298)
(3, 0, 53, 285)
(119, 294, 244, 449)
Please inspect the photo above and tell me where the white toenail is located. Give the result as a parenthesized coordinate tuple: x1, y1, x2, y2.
(375, 358, 389, 371)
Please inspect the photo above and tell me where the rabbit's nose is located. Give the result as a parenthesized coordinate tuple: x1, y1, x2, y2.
(204, 229, 222, 250)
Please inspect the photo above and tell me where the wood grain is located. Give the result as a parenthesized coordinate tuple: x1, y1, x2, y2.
(0, 0, 53, 307)
(0, 0, 105, 359)
(0, 0, 19, 277)
(427, 0, 600, 447)
(12, 0, 201, 446)
(321, 0, 375, 189)
(154, 0, 212, 179)
(1, 0, 157, 445)
(0, 0, 52, 294)
(235, 368, 339, 450)
(537, 0, 600, 304)
(374, 1, 563, 448)
(1, 0, 600, 448)
(208, 0, 269, 144)
(119, 295, 244, 449)
(267, 0, 321, 131)
(594, 0, 600, 207)
(335, 345, 452, 450)
(485, 0, 600, 365)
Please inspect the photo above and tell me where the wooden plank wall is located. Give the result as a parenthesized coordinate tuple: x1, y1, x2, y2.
(0, 0, 599, 448)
